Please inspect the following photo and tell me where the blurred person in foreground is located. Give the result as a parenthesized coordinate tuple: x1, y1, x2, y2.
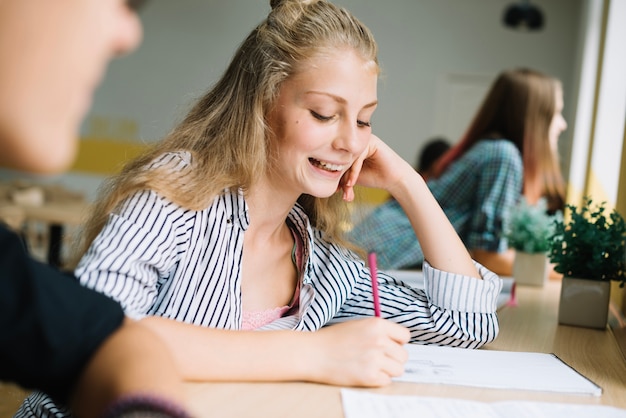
(0, 0, 190, 417)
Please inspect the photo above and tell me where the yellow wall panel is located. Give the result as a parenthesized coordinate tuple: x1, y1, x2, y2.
(70, 137, 148, 175)
(354, 187, 390, 206)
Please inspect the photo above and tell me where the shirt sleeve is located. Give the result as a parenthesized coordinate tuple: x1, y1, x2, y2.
(76, 190, 190, 319)
(0, 226, 124, 403)
(465, 142, 523, 252)
(332, 258, 502, 348)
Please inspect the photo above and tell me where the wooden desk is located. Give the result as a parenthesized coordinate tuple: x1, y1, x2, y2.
(183, 280, 626, 417)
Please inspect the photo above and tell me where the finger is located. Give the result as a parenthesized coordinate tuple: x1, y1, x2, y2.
(364, 349, 405, 385)
(368, 371, 393, 387)
(345, 158, 364, 188)
(343, 185, 355, 202)
(384, 339, 409, 365)
(384, 321, 411, 344)
(338, 173, 355, 201)
(381, 353, 406, 378)
(341, 160, 362, 201)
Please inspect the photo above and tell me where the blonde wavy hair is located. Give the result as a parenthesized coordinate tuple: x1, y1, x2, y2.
(75, 0, 379, 260)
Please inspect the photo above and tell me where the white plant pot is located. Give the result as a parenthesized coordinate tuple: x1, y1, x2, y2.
(558, 277, 611, 329)
(512, 252, 548, 287)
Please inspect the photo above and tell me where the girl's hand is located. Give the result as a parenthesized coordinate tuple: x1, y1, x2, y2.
(339, 134, 415, 202)
(306, 317, 410, 387)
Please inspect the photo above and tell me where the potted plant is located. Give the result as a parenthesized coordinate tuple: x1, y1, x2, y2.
(506, 198, 560, 286)
(548, 197, 626, 329)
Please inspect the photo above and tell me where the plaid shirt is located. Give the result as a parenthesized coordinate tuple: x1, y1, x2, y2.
(350, 139, 523, 270)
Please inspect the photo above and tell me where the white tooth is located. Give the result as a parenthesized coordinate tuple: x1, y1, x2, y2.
(319, 161, 343, 171)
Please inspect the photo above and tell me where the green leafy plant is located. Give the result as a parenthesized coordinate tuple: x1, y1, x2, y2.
(548, 197, 626, 287)
(506, 198, 560, 253)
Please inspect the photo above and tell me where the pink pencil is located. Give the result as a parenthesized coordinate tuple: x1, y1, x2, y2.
(368, 252, 381, 317)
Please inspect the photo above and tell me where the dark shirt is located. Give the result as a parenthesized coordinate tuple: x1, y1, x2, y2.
(0, 225, 124, 403)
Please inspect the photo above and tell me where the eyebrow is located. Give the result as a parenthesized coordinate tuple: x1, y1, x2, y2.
(305, 91, 378, 109)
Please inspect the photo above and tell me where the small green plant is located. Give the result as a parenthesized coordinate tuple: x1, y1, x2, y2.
(506, 198, 560, 253)
(548, 197, 626, 287)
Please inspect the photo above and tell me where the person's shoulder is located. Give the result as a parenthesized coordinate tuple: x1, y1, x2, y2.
(148, 151, 193, 171)
(473, 139, 521, 162)
(473, 138, 519, 153)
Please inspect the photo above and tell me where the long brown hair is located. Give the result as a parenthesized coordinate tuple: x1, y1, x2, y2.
(75, 0, 379, 259)
(432, 68, 565, 212)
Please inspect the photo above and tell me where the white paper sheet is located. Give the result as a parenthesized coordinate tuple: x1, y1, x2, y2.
(394, 344, 601, 396)
(341, 389, 626, 418)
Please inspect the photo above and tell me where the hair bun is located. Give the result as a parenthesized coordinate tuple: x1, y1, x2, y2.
(270, 0, 317, 10)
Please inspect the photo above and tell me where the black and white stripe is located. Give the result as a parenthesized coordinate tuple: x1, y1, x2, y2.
(18, 152, 502, 417)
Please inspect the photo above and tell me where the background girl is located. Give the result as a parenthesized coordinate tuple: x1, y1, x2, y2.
(351, 68, 567, 275)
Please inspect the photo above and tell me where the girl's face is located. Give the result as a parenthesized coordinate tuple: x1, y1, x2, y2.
(267, 49, 378, 199)
(549, 86, 567, 151)
(0, 0, 143, 173)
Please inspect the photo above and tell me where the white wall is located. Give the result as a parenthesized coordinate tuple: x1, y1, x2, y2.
(341, 0, 582, 161)
(2, 0, 584, 199)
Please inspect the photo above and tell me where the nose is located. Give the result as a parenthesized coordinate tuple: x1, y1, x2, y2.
(333, 121, 362, 154)
(114, 7, 143, 57)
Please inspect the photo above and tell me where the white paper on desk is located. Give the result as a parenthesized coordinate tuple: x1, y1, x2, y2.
(382, 270, 515, 310)
(394, 344, 602, 396)
(341, 389, 626, 418)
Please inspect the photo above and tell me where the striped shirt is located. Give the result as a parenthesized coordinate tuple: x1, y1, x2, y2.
(350, 139, 523, 270)
(18, 152, 502, 418)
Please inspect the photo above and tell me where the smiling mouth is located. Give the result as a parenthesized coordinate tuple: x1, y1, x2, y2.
(309, 158, 345, 173)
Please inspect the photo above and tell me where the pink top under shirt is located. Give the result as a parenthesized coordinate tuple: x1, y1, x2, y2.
(241, 227, 303, 330)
